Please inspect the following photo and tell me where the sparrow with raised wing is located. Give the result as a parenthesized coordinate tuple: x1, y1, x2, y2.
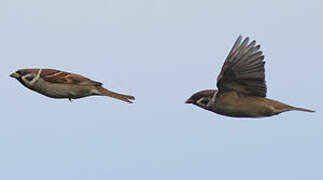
(10, 68, 135, 103)
(186, 36, 314, 117)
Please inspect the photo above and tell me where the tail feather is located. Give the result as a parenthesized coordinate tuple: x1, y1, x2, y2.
(290, 107, 315, 113)
(95, 87, 135, 103)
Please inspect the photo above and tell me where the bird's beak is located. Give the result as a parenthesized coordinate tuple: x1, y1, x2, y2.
(185, 98, 194, 104)
(10, 72, 20, 79)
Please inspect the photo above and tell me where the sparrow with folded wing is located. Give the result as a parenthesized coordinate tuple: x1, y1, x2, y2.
(10, 69, 135, 103)
(186, 36, 314, 117)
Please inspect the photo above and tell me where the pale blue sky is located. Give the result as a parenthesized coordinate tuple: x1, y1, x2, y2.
(1, 0, 323, 179)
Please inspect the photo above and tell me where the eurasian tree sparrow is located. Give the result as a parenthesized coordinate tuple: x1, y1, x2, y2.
(10, 68, 135, 103)
(186, 36, 314, 117)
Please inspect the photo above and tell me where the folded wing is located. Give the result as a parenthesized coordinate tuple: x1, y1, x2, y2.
(41, 69, 102, 86)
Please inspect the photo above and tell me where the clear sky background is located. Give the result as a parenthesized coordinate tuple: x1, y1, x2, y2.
(1, 0, 323, 179)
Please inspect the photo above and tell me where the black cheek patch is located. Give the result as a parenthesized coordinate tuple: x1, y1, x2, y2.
(200, 99, 209, 105)
(25, 76, 34, 82)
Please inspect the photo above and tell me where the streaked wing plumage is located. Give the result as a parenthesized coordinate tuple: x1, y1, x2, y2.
(41, 69, 102, 86)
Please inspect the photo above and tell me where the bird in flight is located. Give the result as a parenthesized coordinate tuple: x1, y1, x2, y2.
(186, 36, 314, 117)
(10, 68, 135, 103)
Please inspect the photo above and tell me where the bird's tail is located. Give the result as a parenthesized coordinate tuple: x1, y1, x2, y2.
(272, 101, 315, 115)
(290, 106, 315, 113)
(95, 86, 135, 103)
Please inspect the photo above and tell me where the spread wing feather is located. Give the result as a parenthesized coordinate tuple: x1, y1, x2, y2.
(216, 36, 266, 97)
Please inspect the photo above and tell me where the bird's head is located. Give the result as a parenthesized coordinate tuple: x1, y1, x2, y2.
(185, 89, 218, 110)
(10, 69, 40, 87)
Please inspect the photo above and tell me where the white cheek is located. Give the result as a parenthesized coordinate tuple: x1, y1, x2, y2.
(30, 69, 42, 85)
(21, 76, 34, 87)
(22, 69, 42, 87)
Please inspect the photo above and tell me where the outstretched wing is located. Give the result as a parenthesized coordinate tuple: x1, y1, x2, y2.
(216, 36, 266, 97)
(41, 69, 102, 86)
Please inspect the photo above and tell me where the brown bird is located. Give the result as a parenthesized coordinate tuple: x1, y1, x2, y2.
(10, 68, 135, 103)
(185, 36, 314, 117)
